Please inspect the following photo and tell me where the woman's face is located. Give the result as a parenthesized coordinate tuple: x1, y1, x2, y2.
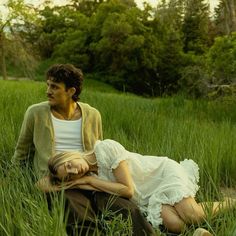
(56, 158, 89, 181)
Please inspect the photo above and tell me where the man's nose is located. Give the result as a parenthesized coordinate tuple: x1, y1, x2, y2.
(46, 86, 51, 94)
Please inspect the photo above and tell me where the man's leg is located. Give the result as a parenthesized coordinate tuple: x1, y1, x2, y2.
(45, 190, 98, 235)
(65, 189, 97, 222)
(64, 189, 98, 235)
(94, 192, 156, 236)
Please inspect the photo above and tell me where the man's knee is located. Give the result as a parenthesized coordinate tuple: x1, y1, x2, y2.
(65, 189, 97, 222)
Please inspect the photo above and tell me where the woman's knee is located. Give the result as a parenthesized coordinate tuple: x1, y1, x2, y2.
(161, 205, 186, 233)
(162, 216, 185, 233)
(175, 197, 205, 224)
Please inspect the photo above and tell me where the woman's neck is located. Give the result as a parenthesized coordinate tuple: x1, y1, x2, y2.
(85, 152, 98, 171)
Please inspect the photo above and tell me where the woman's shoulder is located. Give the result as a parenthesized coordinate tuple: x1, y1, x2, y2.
(95, 139, 127, 169)
(95, 139, 126, 155)
(99, 139, 124, 147)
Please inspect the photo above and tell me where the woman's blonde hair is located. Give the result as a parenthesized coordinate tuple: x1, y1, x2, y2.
(48, 152, 82, 176)
(48, 150, 95, 177)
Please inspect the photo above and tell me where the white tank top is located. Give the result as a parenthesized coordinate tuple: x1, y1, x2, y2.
(51, 113, 84, 153)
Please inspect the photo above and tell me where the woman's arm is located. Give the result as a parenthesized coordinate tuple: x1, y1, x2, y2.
(70, 184, 101, 191)
(36, 176, 102, 193)
(74, 161, 134, 199)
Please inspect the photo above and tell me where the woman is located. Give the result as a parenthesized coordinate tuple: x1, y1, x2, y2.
(48, 139, 235, 234)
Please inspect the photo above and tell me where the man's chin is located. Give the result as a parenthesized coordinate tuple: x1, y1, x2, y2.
(48, 100, 55, 106)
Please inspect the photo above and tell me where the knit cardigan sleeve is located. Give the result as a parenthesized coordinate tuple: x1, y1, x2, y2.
(79, 102, 103, 151)
(12, 105, 35, 165)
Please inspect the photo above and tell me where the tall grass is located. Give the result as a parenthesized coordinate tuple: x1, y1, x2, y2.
(1, 80, 236, 235)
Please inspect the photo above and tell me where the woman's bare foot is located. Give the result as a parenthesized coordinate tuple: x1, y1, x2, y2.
(192, 228, 213, 236)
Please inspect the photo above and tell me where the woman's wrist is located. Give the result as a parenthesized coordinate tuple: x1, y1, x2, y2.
(86, 175, 93, 185)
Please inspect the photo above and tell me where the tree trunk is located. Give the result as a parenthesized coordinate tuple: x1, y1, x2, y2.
(224, 0, 231, 34)
(229, 0, 236, 32)
(0, 31, 7, 80)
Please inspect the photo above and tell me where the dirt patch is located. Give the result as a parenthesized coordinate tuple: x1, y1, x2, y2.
(220, 187, 236, 198)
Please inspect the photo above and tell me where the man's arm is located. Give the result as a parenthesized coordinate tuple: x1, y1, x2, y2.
(79, 102, 103, 150)
(11, 107, 34, 166)
(96, 110, 103, 140)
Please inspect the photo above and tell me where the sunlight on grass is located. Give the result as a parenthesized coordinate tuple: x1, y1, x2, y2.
(1, 80, 236, 235)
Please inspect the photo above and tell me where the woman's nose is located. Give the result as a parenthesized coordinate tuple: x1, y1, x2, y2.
(69, 167, 78, 174)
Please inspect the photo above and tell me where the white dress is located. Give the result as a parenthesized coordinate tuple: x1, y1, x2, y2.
(94, 139, 200, 228)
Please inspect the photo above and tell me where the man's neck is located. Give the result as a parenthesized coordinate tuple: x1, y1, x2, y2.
(51, 102, 80, 120)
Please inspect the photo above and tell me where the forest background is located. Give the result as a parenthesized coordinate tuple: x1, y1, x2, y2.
(1, 0, 236, 98)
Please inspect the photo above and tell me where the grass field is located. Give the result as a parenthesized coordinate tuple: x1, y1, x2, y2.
(0, 79, 236, 235)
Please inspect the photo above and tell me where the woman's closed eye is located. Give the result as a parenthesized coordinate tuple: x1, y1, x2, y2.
(65, 162, 78, 174)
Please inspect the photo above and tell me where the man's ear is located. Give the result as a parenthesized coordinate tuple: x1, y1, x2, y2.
(68, 87, 76, 97)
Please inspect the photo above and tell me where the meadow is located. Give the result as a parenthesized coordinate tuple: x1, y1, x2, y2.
(0, 79, 236, 236)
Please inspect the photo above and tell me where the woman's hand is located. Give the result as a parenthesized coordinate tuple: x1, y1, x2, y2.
(35, 176, 61, 192)
(62, 176, 101, 191)
(36, 175, 101, 192)
(68, 175, 93, 185)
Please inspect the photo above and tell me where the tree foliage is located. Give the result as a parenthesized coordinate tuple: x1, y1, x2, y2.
(1, 0, 236, 97)
(214, 0, 236, 35)
(0, 0, 38, 79)
(206, 32, 236, 85)
(182, 0, 210, 54)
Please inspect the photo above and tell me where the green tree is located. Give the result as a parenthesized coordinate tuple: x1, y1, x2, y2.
(89, 0, 161, 95)
(37, 5, 78, 58)
(0, 0, 37, 79)
(152, 0, 185, 95)
(52, 13, 90, 70)
(206, 32, 236, 85)
(214, 0, 236, 35)
(182, 0, 210, 54)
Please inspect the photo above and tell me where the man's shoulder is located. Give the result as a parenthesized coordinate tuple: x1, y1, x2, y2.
(27, 101, 50, 113)
(78, 102, 100, 114)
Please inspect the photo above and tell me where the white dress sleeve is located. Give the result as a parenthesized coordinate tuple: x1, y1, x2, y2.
(94, 139, 127, 171)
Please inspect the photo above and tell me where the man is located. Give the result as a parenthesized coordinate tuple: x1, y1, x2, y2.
(12, 63, 155, 235)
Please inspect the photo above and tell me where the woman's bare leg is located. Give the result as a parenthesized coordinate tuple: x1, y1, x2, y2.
(174, 197, 206, 224)
(199, 196, 236, 215)
(161, 204, 186, 233)
(174, 196, 236, 225)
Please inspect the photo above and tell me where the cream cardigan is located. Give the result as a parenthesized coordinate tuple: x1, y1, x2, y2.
(12, 101, 103, 177)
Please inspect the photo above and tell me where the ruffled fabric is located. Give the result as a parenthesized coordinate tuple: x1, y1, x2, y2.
(94, 140, 200, 230)
(180, 159, 200, 187)
(145, 159, 200, 228)
(94, 139, 127, 180)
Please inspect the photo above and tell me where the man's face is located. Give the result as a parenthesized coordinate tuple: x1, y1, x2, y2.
(46, 79, 71, 107)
